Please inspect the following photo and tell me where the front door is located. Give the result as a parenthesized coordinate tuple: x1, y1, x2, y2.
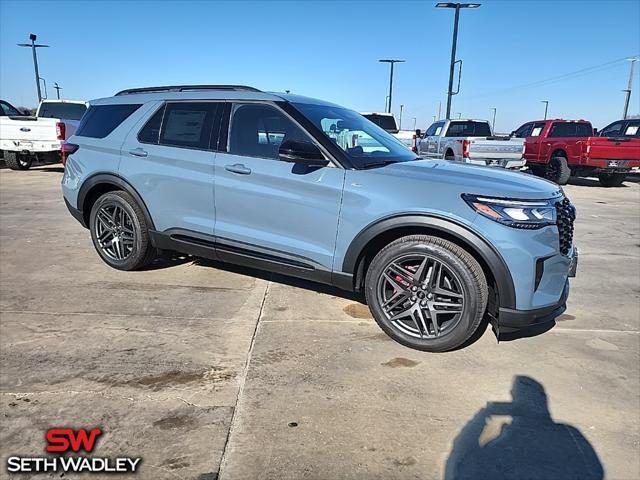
(213, 102, 344, 273)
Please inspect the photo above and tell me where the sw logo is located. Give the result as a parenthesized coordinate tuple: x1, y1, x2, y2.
(6, 427, 142, 474)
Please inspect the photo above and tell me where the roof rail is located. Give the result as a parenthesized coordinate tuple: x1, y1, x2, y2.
(115, 85, 261, 96)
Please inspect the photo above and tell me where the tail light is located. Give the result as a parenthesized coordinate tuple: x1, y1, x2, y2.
(411, 134, 417, 153)
(56, 122, 66, 140)
(60, 142, 79, 166)
(462, 139, 470, 158)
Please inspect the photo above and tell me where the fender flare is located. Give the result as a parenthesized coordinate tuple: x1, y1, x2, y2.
(341, 213, 516, 309)
(77, 173, 156, 230)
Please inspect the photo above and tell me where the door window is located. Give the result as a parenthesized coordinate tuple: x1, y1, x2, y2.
(513, 123, 533, 138)
(159, 102, 217, 149)
(229, 103, 312, 160)
(548, 122, 592, 137)
(138, 105, 165, 144)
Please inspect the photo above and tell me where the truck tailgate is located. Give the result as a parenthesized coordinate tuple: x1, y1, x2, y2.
(468, 137, 524, 160)
(0, 116, 59, 142)
(586, 137, 640, 162)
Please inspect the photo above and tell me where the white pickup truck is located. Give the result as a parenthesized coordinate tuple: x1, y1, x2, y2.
(0, 99, 87, 170)
(416, 119, 526, 169)
(361, 112, 417, 151)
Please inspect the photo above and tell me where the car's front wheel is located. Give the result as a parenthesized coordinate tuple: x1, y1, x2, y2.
(598, 172, 627, 187)
(365, 235, 488, 352)
(89, 190, 156, 271)
(4, 151, 32, 170)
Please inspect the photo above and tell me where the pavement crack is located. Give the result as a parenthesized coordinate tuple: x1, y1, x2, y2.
(217, 277, 271, 479)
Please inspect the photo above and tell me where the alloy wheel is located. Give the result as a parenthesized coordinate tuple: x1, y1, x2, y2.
(376, 254, 465, 339)
(93, 203, 135, 261)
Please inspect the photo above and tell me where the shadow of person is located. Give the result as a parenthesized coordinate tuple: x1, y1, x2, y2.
(444, 375, 603, 480)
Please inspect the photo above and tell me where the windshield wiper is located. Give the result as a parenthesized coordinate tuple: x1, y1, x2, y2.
(361, 160, 398, 169)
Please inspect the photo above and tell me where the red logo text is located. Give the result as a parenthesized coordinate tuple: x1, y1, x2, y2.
(46, 428, 103, 453)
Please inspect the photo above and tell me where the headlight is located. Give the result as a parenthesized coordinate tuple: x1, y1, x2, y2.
(462, 194, 557, 229)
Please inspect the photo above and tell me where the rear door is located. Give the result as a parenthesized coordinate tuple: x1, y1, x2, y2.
(213, 102, 344, 273)
(542, 122, 592, 161)
(119, 101, 219, 234)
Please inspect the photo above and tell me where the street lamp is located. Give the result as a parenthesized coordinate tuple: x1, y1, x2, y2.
(490, 107, 497, 132)
(17, 33, 49, 103)
(54, 82, 62, 100)
(379, 59, 405, 113)
(435, 3, 480, 119)
(412, 117, 417, 130)
(399, 104, 404, 129)
(541, 100, 549, 120)
(623, 57, 638, 119)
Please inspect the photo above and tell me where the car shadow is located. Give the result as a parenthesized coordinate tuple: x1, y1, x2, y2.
(444, 375, 604, 480)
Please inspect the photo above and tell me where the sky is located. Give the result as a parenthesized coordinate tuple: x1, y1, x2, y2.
(1, 0, 639, 132)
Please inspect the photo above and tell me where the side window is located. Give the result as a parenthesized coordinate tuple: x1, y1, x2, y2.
(76, 104, 141, 139)
(513, 123, 533, 138)
(138, 105, 165, 144)
(531, 122, 546, 137)
(548, 123, 574, 138)
(600, 121, 624, 138)
(445, 122, 465, 137)
(424, 123, 437, 136)
(229, 103, 311, 160)
(625, 120, 640, 137)
(575, 123, 593, 137)
(159, 102, 217, 149)
(434, 125, 443, 136)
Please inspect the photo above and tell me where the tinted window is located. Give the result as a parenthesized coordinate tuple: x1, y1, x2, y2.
(76, 104, 141, 138)
(624, 120, 640, 137)
(229, 103, 311, 159)
(425, 121, 444, 137)
(38, 102, 87, 120)
(1, 101, 22, 116)
(138, 105, 165, 144)
(362, 114, 398, 132)
(445, 121, 492, 137)
(513, 123, 533, 138)
(531, 122, 546, 137)
(159, 102, 216, 149)
(600, 120, 639, 138)
(549, 122, 593, 137)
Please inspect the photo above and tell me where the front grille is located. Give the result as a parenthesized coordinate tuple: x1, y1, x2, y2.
(555, 197, 576, 255)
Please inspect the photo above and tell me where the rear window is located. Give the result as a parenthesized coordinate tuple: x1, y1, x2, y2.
(548, 122, 593, 138)
(445, 121, 492, 137)
(38, 102, 87, 121)
(76, 104, 141, 139)
(362, 114, 398, 132)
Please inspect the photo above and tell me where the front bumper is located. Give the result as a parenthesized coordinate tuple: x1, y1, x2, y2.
(498, 280, 569, 333)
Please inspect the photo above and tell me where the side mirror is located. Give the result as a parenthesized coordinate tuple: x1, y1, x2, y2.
(415, 129, 422, 138)
(593, 128, 598, 136)
(278, 140, 329, 167)
(510, 131, 516, 137)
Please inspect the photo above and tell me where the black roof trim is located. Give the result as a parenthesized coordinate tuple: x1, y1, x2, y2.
(115, 85, 261, 96)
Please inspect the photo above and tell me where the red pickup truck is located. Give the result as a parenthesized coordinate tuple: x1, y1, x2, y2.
(512, 119, 640, 187)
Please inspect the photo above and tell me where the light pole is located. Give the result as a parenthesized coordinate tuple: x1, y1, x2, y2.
(436, 3, 480, 119)
(623, 57, 637, 119)
(379, 59, 405, 113)
(17, 33, 49, 103)
(541, 100, 549, 120)
(54, 82, 62, 99)
(455, 112, 462, 119)
(399, 104, 404, 129)
(412, 117, 417, 130)
(490, 107, 497, 132)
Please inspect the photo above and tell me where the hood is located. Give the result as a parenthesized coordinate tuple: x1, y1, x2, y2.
(369, 159, 562, 200)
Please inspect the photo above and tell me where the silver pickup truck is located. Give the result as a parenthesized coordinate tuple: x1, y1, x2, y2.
(417, 119, 525, 169)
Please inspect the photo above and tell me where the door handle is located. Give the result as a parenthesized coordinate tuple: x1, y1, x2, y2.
(129, 148, 148, 157)
(225, 163, 252, 175)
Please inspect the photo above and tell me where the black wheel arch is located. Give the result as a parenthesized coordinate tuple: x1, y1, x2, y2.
(550, 149, 567, 160)
(341, 214, 517, 310)
(77, 173, 156, 231)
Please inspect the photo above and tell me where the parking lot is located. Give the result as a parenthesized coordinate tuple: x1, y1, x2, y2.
(0, 165, 638, 479)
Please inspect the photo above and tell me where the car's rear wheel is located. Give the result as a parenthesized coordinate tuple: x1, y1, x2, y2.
(445, 150, 455, 161)
(365, 235, 488, 352)
(5, 151, 32, 170)
(598, 172, 626, 187)
(545, 155, 571, 185)
(89, 190, 156, 270)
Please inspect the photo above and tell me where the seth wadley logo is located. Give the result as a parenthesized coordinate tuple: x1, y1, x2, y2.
(6, 428, 142, 474)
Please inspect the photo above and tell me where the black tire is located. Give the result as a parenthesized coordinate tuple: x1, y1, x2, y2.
(545, 156, 571, 185)
(445, 150, 455, 161)
(598, 172, 626, 187)
(89, 190, 156, 271)
(365, 235, 488, 352)
(4, 151, 32, 170)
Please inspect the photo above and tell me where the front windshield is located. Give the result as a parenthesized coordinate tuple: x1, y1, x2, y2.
(293, 103, 418, 168)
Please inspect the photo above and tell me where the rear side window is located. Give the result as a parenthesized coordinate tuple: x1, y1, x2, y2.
(549, 122, 593, 137)
(159, 102, 217, 149)
(76, 104, 141, 138)
(38, 102, 87, 121)
(445, 121, 492, 137)
(138, 105, 165, 144)
(363, 114, 398, 132)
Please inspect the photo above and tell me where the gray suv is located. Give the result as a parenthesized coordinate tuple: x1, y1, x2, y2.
(62, 85, 577, 352)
